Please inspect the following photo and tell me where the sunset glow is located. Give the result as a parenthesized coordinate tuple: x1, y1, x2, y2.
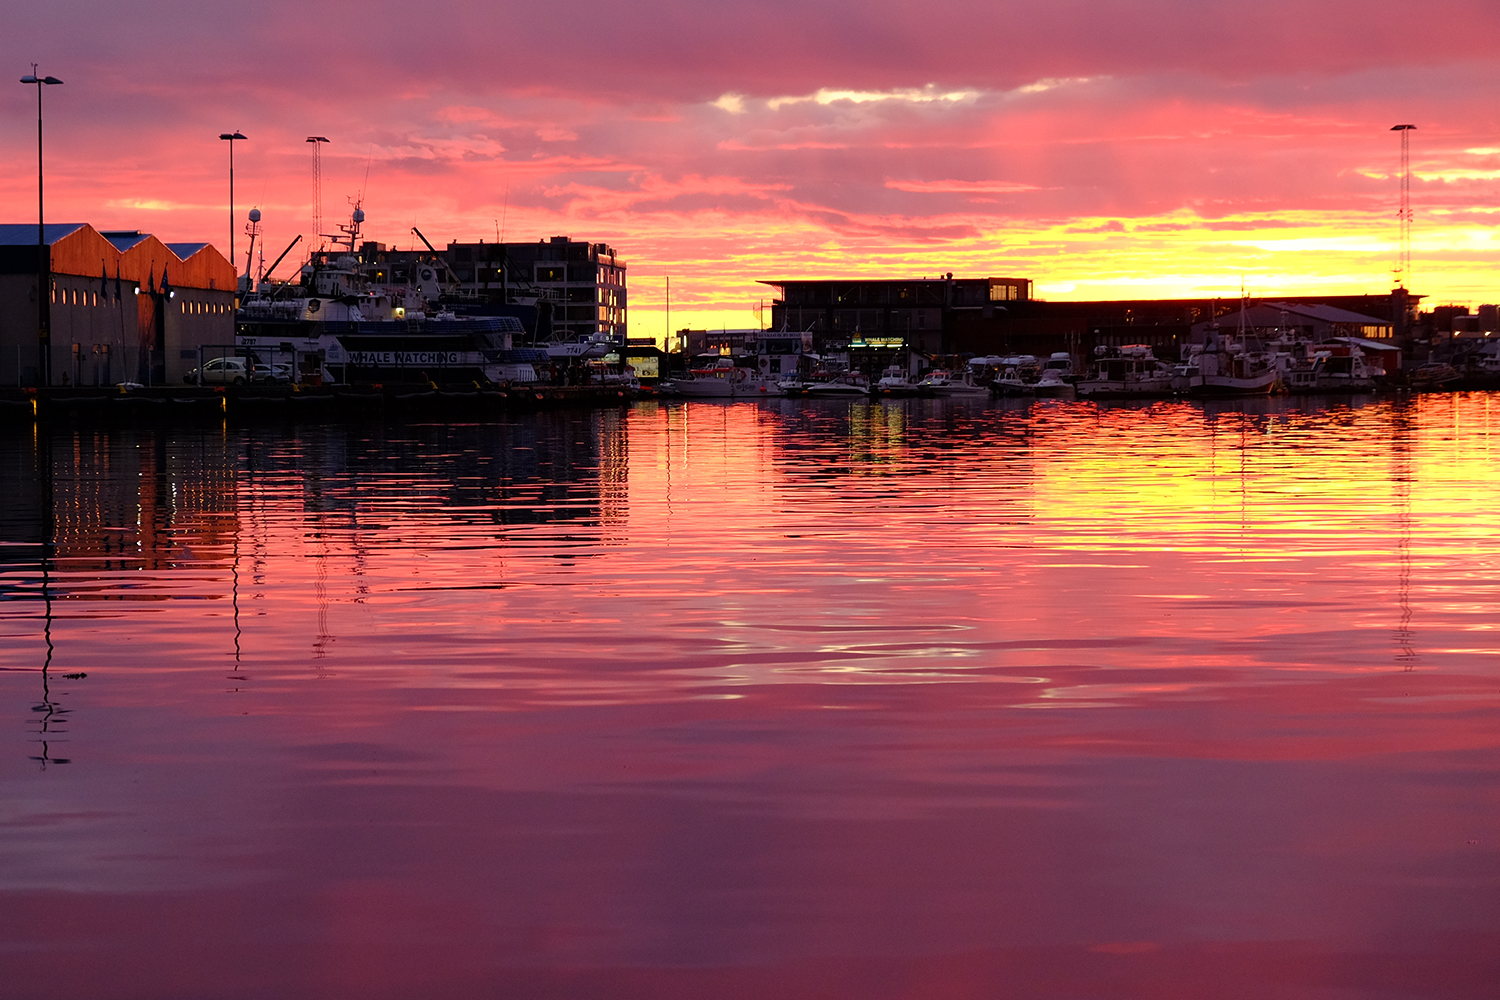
(3, 1, 1498, 337)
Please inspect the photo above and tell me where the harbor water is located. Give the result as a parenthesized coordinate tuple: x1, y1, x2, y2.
(2, 394, 1498, 998)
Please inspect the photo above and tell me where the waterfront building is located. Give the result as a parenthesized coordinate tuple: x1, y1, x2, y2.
(323, 234, 626, 344)
(759, 274, 1420, 369)
(761, 276, 1031, 357)
(0, 223, 235, 387)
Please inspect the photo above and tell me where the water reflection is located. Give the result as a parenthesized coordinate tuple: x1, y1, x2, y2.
(1, 394, 1498, 998)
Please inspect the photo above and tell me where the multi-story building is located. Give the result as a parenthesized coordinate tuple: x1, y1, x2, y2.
(458, 236, 626, 343)
(762, 275, 1031, 357)
(322, 234, 626, 344)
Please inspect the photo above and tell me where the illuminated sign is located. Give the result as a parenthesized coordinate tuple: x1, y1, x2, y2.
(343, 351, 486, 366)
(626, 355, 660, 379)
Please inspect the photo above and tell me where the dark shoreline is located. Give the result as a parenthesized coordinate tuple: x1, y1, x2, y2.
(0, 383, 640, 423)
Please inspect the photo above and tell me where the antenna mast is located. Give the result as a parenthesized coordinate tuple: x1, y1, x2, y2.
(1391, 124, 1416, 288)
(307, 136, 330, 249)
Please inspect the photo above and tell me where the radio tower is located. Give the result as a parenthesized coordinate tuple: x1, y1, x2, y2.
(1391, 124, 1416, 288)
(307, 136, 330, 248)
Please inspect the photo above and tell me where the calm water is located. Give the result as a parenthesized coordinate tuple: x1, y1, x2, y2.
(2, 395, 1498, 999)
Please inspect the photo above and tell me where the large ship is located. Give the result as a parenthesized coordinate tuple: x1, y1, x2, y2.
(235, 205, 531, 385)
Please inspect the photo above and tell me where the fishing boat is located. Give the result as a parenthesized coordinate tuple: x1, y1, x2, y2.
(1179, 300, 1281, 397)
(236, 204, 524, 385)
(1075, 345, 1176, 399)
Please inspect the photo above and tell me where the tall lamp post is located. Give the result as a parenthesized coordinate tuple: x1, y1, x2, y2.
(219, 131, 247, 287)
(21, 66, 62, 386)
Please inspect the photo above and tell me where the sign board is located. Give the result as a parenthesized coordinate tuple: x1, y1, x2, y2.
(342, 351, 487, 367)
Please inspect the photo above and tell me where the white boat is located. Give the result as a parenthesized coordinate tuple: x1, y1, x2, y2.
(1032, 369, 1074, 397)
(1183, 342, 1281, 396)
(984, 355, 1039, 396)
(918, 369, 989, 396)
(672, 358, 744, 397)
(1075, 345, 1176, 399)
(1180, 299, 1282, 397)
(873, 365, 925, 396)
(545, 334, 616, 361)
(805, 371, 871, 397)
(1310, 348, 1377, 392)
(672, 358, 787, 397)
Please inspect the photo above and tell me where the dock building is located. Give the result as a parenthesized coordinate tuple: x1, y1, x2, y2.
(0, 223, 235, 387)
(760, 275, 1418, 365)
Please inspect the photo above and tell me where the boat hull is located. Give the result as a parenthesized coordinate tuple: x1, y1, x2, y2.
(1184, 372, 1281, 397)
(1075, 378, 1175, 399)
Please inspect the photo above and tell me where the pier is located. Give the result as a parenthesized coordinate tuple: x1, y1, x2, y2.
(0, 383, 638, 424)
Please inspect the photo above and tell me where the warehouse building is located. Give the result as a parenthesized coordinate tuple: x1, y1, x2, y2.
(0, 223, 236, 386)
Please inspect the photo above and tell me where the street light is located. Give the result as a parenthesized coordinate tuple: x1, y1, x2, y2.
(219, 131, 247, 280)
(20, 65, 62, 385)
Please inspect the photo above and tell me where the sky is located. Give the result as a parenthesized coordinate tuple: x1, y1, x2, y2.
(3, 0, 1499, 338)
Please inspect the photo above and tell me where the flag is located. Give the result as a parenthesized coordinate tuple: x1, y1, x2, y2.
(100, 260, 108, 299)
(147, 265, 155, 295)
(114, 262, 122, 302)
(160, 267, 171, 299)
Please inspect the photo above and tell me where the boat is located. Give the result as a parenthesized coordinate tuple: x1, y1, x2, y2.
(918, 369, 989, 396)
(1183, 342, 1282, 396)
(1032, 368, 1074, 397)
(1075, 345, 1176, 399)
(873, 365, 926, 397)
(1305, 346, 1377, 392)
(235, 204, 528, 385)
(671, 357, 786, 397)
(1040, 352, 1077, 382)
(804, 371, 871, 397)
(989, 355, 1040, 397)
(1409, 361, 1462, 391)
(1179, 300, 1282, 397)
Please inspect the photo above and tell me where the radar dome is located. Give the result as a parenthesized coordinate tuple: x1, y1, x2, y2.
(352, 208, 366, 224)
(248, 208, 261, 223)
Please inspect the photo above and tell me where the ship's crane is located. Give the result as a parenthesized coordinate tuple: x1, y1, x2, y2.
(260, 235, 303, 298)
(410, 226, 466, 294)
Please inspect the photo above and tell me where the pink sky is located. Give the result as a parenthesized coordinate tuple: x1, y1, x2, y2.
(3, 1, 1500, 335)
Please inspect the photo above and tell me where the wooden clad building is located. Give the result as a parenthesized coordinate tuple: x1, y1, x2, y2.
(0, 223, 235, 387)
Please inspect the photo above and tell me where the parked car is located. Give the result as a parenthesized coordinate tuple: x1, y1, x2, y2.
(183, 357, 250, 385)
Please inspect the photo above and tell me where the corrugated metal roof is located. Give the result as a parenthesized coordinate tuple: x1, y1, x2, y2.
(166, 242, 211, 258)
(0, 223, 88, 246)
(1265, 301, 1389, 326)
(1329, 336, 1402, 351)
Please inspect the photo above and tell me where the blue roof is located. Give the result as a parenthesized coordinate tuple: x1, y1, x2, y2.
(166, 242, 211, 258)
(102, 231, 151, 251)
(0, 223, 88, 246)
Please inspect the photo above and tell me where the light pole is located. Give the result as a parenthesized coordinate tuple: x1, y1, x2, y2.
(21, 66, 62, 385)
(219, 131, 247, 284)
